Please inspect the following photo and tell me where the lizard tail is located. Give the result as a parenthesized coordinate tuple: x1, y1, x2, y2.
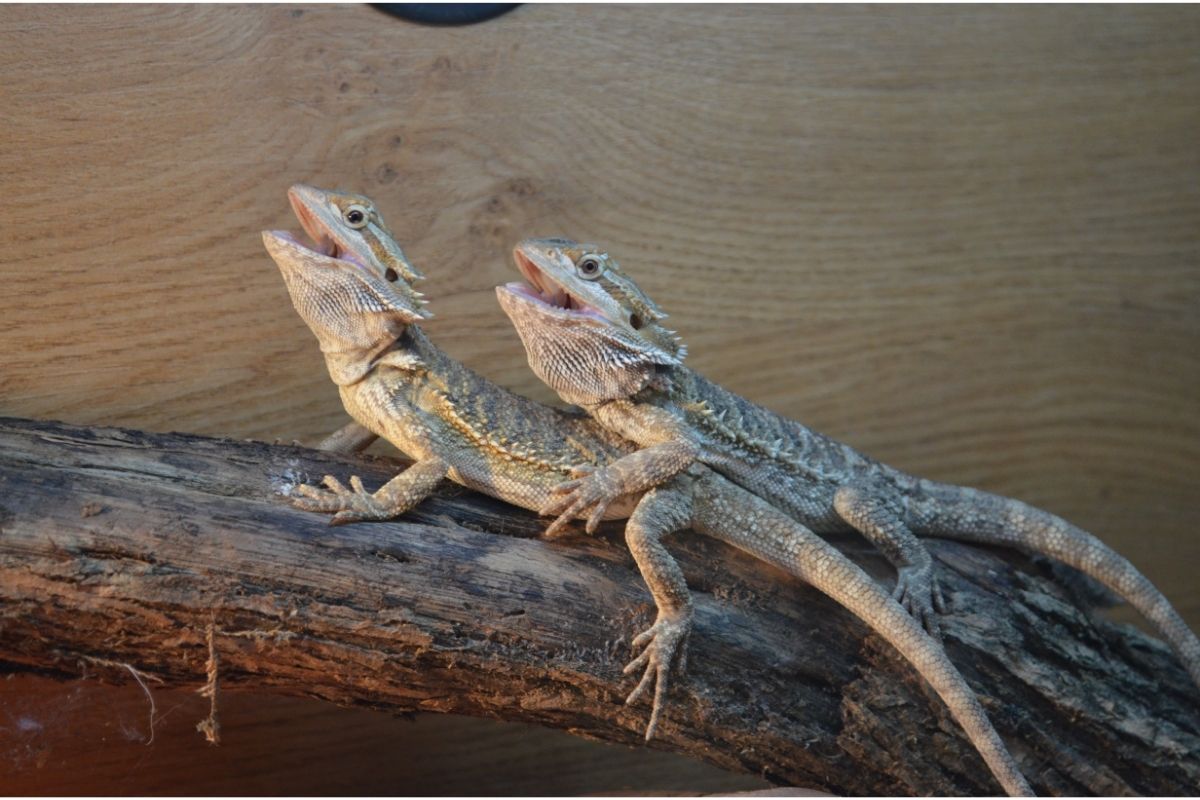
(800, 550, 1035, 796)
(693, 486, 1034, 795)
(907, 480, 1200, 691)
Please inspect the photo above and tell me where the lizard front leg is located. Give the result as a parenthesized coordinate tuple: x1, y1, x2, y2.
(542, 401, 700, 537)
(619, 480, 696, 740)
(834, 482, 946, 637)
(542, 441, 699, 537)
(291, 456, 448, 526)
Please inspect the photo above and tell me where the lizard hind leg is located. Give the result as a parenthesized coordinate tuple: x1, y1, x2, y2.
(619, 481, 697, 740)
(833, 483, 947, 638)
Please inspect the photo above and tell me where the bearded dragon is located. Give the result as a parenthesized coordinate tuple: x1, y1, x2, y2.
(496, 238, 1200, 694)
(263, 185, 1032, 795)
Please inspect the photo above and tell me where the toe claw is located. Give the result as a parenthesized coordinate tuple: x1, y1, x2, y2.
(894, 565, 948, 639)
(540, 494, 573, 518)
(585, 503, 609, 534)
(621, 613, 692, 741)
(932, 580, 948, 614)
(542, 514, 572, 539)
(922, 610, 942, 640)
(541, 467, 627, 538)
(645, 663, 669, 740)
(542, 498, 588, 537)
(290, 473, 390, 525)
(624, 648, 651, 675)
(625, 664, 654, 705)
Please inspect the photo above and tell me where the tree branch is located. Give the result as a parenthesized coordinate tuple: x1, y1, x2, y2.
(0, 417, 1196, 794)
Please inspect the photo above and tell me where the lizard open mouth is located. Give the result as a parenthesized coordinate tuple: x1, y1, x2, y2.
(285, 191, 365, 268)
(505, 249, 606, 321)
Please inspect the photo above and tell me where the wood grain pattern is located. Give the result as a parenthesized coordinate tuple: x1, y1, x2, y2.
(1, 3, 1198, 790)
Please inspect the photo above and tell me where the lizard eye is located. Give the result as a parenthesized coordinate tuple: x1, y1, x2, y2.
(575, 255, 604, 280)
(344, 204, 369, 229)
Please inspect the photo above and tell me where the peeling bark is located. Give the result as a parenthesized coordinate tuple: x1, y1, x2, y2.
(0, 417, 1196, 794)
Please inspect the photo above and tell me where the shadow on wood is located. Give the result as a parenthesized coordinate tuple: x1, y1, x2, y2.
(0, 674, 770, 795)
(0, 417, 1196, 794)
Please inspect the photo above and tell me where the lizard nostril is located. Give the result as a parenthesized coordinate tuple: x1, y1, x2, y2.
(630, 314, 643, 330)
(384, 268, 399, 282)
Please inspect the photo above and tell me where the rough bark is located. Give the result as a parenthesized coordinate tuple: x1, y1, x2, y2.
(0, 416, 1195, 795)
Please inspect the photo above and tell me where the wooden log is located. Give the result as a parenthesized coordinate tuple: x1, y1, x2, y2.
(0, 416, 1196, 794)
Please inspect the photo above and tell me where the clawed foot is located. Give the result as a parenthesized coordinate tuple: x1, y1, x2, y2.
(290, 475, 392, 526)
(623, 612, 692, 741)
(893, 564, 947, 639)
(540, 464, 625, 537)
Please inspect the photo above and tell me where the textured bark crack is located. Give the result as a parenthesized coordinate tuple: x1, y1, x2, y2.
(0, 416, 1197, 794)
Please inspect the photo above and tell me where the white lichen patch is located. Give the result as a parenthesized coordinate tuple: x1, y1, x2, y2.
(271, 461, 308, 497)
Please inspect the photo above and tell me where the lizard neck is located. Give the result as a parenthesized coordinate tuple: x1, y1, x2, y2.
(279, 257, 423, 388)
(321, 323, 408, 387)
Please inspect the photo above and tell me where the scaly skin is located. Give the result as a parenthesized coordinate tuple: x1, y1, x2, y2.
(495, 237, 1200, 694)
(498, 242, 948, 635)
(263, 188, 1032, 794)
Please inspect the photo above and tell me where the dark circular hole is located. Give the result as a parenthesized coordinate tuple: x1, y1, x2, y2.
(373, 4, 519, 26)
(384, 268, 399, 282)
(630, 313, 643, 330)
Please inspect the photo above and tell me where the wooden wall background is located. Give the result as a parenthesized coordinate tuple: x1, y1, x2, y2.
(1, 3, 1197, 793)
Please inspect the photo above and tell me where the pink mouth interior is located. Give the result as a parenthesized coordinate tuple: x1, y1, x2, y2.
(285, 192, 366, 267)
(503, 281, 546, 302)
(512, 250, 598, 315)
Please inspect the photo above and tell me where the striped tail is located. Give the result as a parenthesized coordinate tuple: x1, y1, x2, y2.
(908, 480, 1200, 690)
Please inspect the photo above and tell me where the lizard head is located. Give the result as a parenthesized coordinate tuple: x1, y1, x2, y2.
(263, 185, 431, 386)
(496, 238, 685, 406)
(287, 183, 424, 284)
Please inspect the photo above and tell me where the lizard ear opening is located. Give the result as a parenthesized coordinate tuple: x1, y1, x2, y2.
(346, 270, 430, 323)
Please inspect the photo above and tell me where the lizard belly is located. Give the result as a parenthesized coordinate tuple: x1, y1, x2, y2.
(345, 375, 640, 522)
(446, 455, 639, 522)
(339, 381, 436, 460)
